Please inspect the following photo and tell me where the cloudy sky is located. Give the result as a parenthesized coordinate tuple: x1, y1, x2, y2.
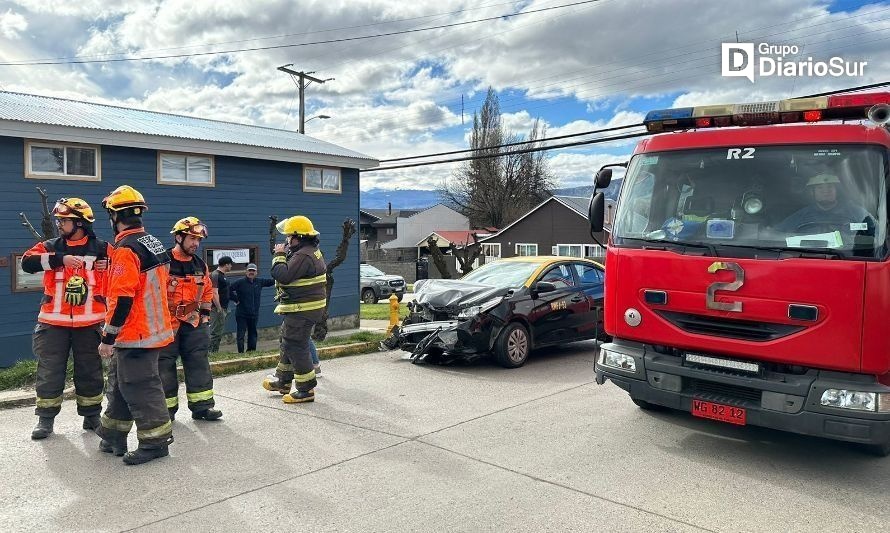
(0, 0, 887, 191)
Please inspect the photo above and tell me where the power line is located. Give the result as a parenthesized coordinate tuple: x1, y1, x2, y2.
(364, 81, 890, 173)
(0, 0, 605, 66)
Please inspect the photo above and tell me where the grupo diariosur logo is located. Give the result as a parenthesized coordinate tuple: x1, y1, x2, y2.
(721, 43, 867, 83)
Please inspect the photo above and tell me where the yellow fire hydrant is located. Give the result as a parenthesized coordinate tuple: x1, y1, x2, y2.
(387, 293, 400, 334)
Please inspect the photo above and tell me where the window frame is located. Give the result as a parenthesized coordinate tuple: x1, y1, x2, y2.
(515, 243, 538, 257)
(573, 262, 604, 285)
(11, 253, 44, 293)
(157, 151, 216, 187)
(481, 243, 501, 259)
(555, 244, 584, 258)
(584, 244, 606, 258)
(303, 165, 342, 194)
(25, 140, 101, 182)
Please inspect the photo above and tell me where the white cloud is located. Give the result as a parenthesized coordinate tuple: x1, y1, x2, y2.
(0, 9, 26, 39)
(0, 0, 887, 192)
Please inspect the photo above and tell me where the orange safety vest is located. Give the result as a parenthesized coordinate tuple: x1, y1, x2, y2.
(22, 236, 111, 328)
(166, 247, 213, 329)
(105, 228, 174, 349)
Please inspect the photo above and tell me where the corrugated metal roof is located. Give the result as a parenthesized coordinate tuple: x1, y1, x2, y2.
(0, 91, 376, 165)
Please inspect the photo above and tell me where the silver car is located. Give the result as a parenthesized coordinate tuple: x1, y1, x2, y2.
(360, 263, 406, 304)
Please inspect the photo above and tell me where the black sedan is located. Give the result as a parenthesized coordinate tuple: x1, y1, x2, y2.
(383, 256, 606, 368)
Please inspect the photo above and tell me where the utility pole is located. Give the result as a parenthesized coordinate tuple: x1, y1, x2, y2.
(277, 64, 334, 134)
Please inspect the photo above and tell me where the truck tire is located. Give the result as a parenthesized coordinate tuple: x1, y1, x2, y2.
(362, 288, 378, 304)
(632, 398, 668, 411)
(494, 322, 530, 368)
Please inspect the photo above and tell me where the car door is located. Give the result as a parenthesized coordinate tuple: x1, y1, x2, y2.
(528, 263, 588, 346)
(571, 262, 606, 340)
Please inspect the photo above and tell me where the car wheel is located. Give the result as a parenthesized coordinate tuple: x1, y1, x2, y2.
(494, 322, 530, 368)
(632, 398, 668, 411)
(361, 288, 378, 304)
(396, 294, 404, 302)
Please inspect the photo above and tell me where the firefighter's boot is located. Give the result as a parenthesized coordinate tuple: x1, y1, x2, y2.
(123, 444, 169, 466)
(82, 414, 100, 431)
(283, 389, 315, 404)
(31, 417, 54, 440)
(192, 408, 223, 421)
(262, 376, 292, 395)
(99, 437, 128, 457)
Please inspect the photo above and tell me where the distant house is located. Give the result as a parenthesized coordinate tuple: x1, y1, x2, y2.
(416, 228, 498, 255)
(0, 91, 377, 367)
(359, 205, 420, 250)
(478, 196, 609, 261)
(380, 204, 469, 258)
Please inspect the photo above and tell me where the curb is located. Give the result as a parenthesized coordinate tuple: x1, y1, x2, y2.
(0, 341, 379, 410)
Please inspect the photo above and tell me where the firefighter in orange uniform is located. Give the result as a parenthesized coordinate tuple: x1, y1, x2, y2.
(159, 216, 222, 421)
(22, 197, 111, 439)
(96, 185, 175, 465)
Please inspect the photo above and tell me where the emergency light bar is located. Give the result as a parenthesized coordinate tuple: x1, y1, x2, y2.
(643, 91, 890, 133)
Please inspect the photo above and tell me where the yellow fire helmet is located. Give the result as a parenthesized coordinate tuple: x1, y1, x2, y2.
(276, 215, 319, 236)
(806, 174, 841, 187)
(102, 185, 148, 214)
(52, 197, 95, 223)
(171, 216, 208, 238)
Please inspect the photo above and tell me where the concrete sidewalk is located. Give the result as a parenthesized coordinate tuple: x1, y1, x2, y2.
(1, 342, 887, 532)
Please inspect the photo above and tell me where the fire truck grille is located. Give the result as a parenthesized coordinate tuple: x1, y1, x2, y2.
(656, 311, 805, 342)
(687, 379, 763, 405)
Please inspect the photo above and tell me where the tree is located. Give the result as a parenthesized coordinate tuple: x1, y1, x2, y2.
(441, 87, 555, 229)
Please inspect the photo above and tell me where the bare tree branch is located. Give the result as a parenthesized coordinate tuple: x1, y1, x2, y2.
(425, 235, 452, 279)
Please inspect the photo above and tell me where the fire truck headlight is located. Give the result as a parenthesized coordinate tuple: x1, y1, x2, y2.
(599, 349, 636, 372)
(820, 389, 877, 412)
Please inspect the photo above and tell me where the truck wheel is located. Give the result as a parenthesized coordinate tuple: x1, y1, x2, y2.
(362, 289, 378, 304)
(494, 322, 530, 368)
(632, 398, 667, 411)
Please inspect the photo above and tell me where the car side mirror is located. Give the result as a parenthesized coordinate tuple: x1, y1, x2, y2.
(595, 168, 613, 189)
(533, 281, 557, 297)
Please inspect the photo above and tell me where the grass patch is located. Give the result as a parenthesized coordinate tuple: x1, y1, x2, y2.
(360, 302, 410, 321)
(0, 360, 39, 391)
(207, 331, 387, 363)
(0, 332, 388, 393)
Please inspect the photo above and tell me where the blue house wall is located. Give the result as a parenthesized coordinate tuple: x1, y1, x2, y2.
(0, 136, 360, 367)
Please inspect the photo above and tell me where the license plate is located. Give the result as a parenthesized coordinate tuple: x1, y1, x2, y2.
(691, 399, 746, 426)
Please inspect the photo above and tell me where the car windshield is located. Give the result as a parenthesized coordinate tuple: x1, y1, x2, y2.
(613, 144, 888, 259)
(361, 265, 385, 277)
(460, 261, 542, 288)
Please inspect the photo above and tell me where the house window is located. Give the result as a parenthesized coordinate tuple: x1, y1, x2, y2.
(556, 244, 583, 257)
(385, 228, 394, 235)
(11, 253, 44, 293)
(481, 243, 501, 261)
(304, 166, 341, 193)
(203, 245, 259, 276)
(26, 141, 100, 181)
(584, 244, 606, 258)
(515, 243, 538, 256)
(158, 152, 214, 186)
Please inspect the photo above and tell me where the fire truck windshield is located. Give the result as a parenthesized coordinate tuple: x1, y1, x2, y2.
(613, 144, 888, 259)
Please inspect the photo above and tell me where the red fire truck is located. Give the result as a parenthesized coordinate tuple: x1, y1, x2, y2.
(589, 92, 890, 455)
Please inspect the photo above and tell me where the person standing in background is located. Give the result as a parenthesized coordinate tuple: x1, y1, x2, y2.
(209, 256, 233, 352)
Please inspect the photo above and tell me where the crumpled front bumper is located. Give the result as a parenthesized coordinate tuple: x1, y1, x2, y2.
(382, 317, 499, 364)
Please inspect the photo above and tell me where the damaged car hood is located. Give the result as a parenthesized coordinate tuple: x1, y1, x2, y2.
(414, 279, 509, 308)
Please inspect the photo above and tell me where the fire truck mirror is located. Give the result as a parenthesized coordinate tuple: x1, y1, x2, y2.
(589, 192, 605, 234)
(595, 168, 613, 188)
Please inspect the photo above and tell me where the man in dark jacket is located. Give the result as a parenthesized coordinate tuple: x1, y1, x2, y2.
(229, 263, 275, 353)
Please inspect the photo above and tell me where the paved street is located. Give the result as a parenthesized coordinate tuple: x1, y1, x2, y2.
(1, 344, 888, 532)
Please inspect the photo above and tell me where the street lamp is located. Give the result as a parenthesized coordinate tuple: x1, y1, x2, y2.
(305, 114, 331, 124)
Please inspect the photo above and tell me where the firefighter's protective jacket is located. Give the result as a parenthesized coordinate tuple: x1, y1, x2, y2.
(102, 228, 174, 349)
(166, 247, 213, 330)
(271, 244, 326, 321)
(22, 235, 111, 327)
